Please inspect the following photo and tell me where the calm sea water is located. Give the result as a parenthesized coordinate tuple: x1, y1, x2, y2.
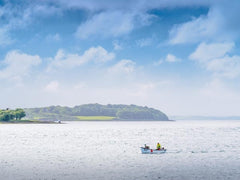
(0, 120, 240, 180)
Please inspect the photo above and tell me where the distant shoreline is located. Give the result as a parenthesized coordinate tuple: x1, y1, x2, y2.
(170, 116, 240, 120)
(62, 119, 174, 122)
(0, 119, 174, 124)
(0, 120, 57, 124)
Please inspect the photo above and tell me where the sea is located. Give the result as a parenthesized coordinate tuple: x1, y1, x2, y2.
(0, 120, 240, 180)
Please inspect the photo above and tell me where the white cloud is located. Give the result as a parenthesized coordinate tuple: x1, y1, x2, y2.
(169, 11, 220, 44)
(206, 55, 240, 78)
(0, 50, 41, 82)
(44, 81, 59, 92)
(46, 33, 61, 41)
(190, 42, 240, 78)
(153, 60, 163, 66)
(0, 1, 219, 44)
(2, 0, 238, 46)
(75, 11, 153, 39)
(169, 2, 240, 44)
(31, 4, 61, 17)
(113, 41, 122, 50)
(48, 46, 115, 71)
(85, 46, 115, 63)
(0, 3, 62, 46)
(108, 59, 135, 74)
(0, 28, 12, 46)
(136, 38, 153, 47)
(155, 53, 181, 65)
(189, 42, 234, 62)
(165, 54, 181, 62)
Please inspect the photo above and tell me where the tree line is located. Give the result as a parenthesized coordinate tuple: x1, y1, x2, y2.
(0, 108, 26, 121)
(25, 104, 169, 121)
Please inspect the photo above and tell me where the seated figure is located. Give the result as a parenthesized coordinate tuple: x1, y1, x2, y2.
(144, 144, 150, 149)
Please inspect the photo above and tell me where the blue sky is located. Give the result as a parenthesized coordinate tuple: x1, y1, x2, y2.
(1, 0, 240, 116)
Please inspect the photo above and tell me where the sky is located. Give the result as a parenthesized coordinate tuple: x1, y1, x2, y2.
(1, 0, 240, 116)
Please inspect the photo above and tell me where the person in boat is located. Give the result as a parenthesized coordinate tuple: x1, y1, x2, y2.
(144, 144, 150, 149)
(156, 142, 161, 150)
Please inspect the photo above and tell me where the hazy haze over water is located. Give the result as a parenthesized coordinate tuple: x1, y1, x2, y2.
(0, 121, 240, 180)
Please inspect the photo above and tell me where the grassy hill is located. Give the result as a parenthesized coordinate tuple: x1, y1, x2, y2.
(25, 104, 169, 121)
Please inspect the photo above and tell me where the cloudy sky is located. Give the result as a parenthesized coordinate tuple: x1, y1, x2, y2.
(1, 0, 240, 116)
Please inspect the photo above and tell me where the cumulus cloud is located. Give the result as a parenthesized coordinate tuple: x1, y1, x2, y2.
(169, 10, 221, 44)
(169, 1, 240, 44)
(0, 28, 13, 46)
(2, 0, 236, 45)
(48, 46, 115, 71)
(206, 55, 240, 78)
(190, 42, 240, 78)
(108, 59, 136, 74)
(112, 40, 122, 50)
(165, 54, 181, 62)
(0, 2, 61, 46)
(189, 42, 234, 62)
(136, 38, 153, 47)
(75, 11, 153, 39)
(46, 33, 61, 41)
(155, 54, 181, 65)
(0, 50, 41, 82)
(0, 0, 212, 43)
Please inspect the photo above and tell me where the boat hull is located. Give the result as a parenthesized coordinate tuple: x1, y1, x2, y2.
(140, 147, 166, 154)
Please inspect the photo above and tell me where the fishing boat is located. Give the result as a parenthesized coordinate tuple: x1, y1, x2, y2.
(140, 147, 166, 154)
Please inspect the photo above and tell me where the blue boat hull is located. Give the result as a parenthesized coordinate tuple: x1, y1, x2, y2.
(140, 147, 166, 154)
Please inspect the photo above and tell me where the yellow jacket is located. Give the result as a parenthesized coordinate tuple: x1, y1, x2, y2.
(157, 143, 161, 149)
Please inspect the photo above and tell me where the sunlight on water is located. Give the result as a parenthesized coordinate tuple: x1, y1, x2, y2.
(0, 120, 240, 180)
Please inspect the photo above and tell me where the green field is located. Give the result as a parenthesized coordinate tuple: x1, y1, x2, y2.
(76, 116, 116, 121)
